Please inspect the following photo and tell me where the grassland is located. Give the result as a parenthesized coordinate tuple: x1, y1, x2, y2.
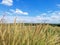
(0, 22, 60, 45)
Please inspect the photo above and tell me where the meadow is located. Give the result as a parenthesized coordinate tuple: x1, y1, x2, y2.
(0, 20, 60, 45)
(0, 23, 60, 45)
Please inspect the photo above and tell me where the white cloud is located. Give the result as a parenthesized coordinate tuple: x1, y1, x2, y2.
(0, 10, 60, 23)
(10, 9, 28, 15)
(1, 0, 13, 6)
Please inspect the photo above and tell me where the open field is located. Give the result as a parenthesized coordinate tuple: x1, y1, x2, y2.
(0, 23, 60, 45)
(0, 0, 60, 45)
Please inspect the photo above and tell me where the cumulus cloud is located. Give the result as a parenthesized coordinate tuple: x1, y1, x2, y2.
(10, 9, 28, 15)
(1, 0, 13, 6)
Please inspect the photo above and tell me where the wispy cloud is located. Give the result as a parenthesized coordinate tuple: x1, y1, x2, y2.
(36, 11, 60, 23)
(56, 4, 60, 7)
(0, 10, 60, 23)
(1, 0, 13, 6)
(10, 9, 28, 15)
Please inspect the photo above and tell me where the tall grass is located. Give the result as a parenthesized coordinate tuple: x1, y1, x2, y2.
(0, 18, 60, 45)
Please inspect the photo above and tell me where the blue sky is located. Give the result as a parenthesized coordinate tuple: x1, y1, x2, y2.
(0, 0, 60, 23)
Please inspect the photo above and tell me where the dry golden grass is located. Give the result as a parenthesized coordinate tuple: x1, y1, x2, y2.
(0, 18, 60, 45)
